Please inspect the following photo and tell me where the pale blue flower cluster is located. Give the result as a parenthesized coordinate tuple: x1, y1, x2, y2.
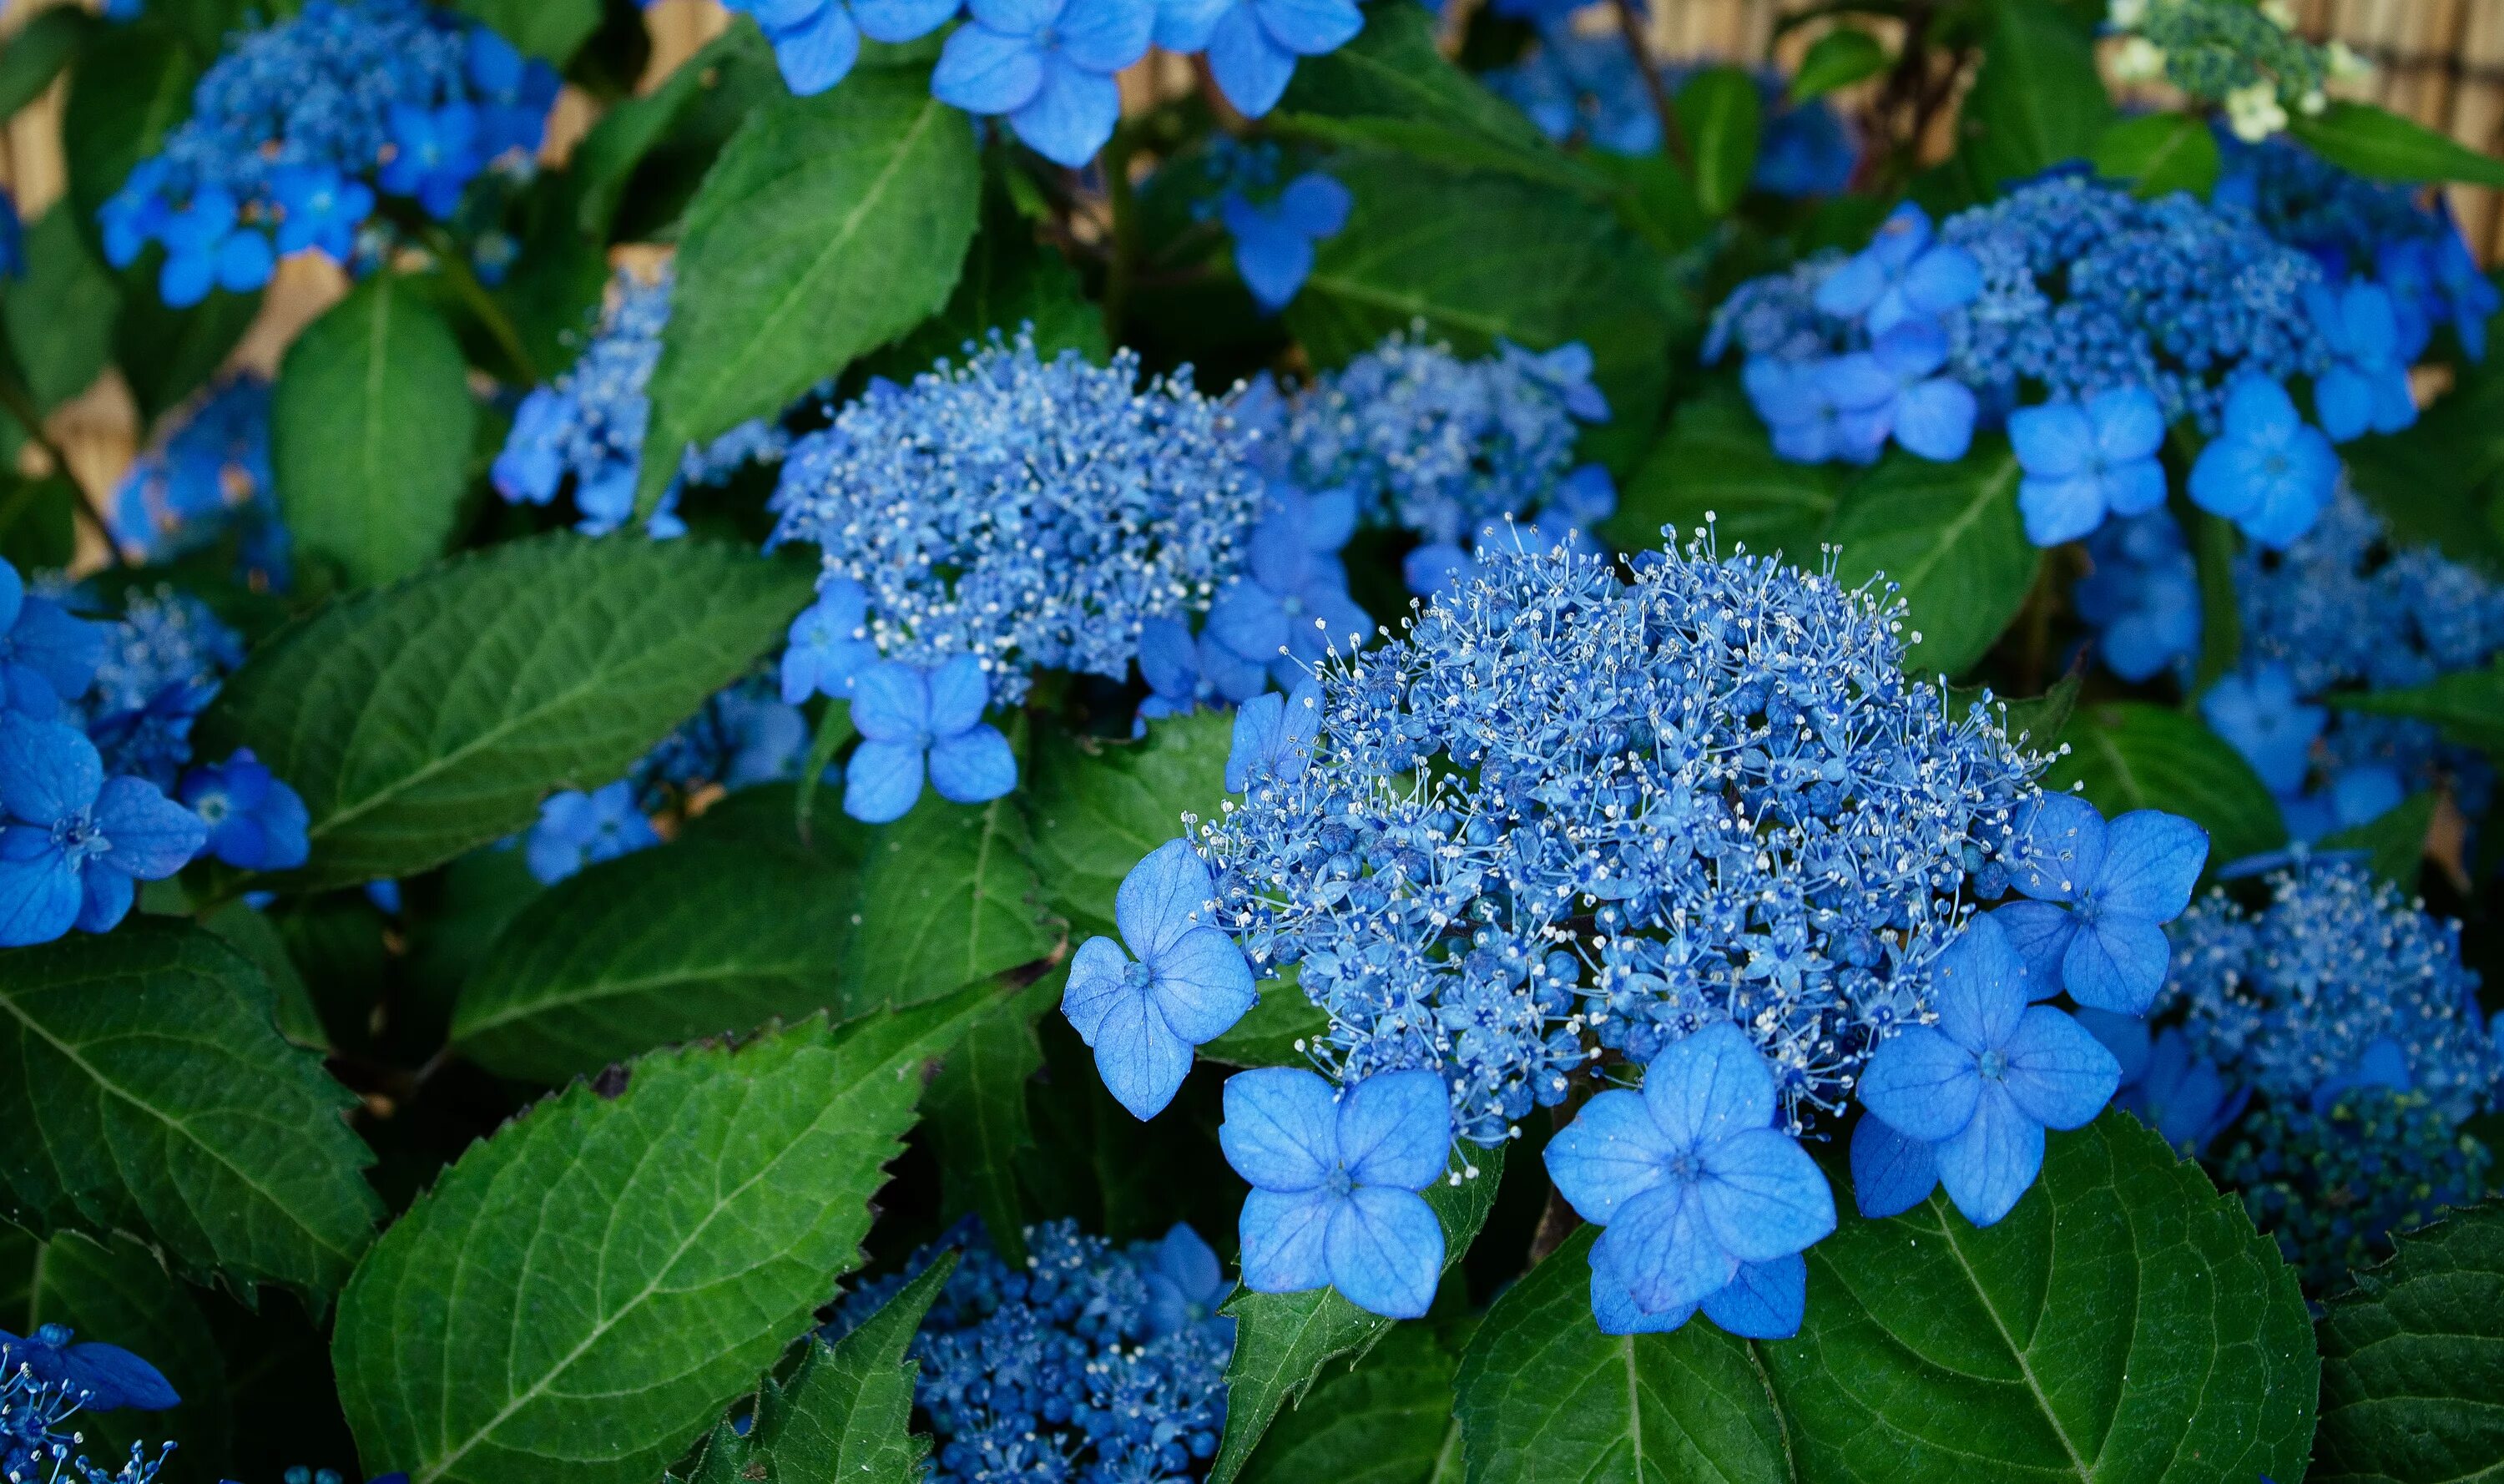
(1245, 331, 1614, 595)
(826, 1219, 1234, 1484)
(109, 376, 290, 587)
(492, 270, 792, 540)
(98, 0, 557, 306)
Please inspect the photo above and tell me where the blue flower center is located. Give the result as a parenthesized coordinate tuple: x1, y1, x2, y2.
(1121, 957, 1156, 992)
(1323, 1166, 1355, 1198)
(1666, 1149, 1701, 1182)
(194, 791, 232, 825)
(1978, 1048, 2009, 1081)
(51, 810, 109, 866)
(1279, 593, 1305, 617)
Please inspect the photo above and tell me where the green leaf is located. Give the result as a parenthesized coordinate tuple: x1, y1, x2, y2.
(1677, 68, 1761, 219)
(0, 472, 79, 573)
(2047, 701, 2286, 866)
(448, 0, 601, 63)
(848, 793, 1058, 1012)
(1790, 28, 1887, 102)
(2092, 111, 2222, 199)
(271, 272, 479, 588)
(2290, 101, 2504, 189)
(199, 896, 328, 1047)
(922, 980, 1055, 1267)
(1957, 0, 2113, 191)
(1947, 671, 2082, 757)
(1286, 150, 1677, 477)
(333, 987, 1002, 1484)
(878, 213, 1107, 373)
(2321, 790, 2436, 888)
(114, 276, 261, 424)
(5, 206, 119, 409)
(639, 70, 979, 517)
(2346, 361, 2504, 574)
(1272, 3, 1601, 196)
(1604, 386, 1841, 562)
(669, 1255, 955, 1484)
(2313, 1200, 2504, 1484)
(193, 534, 812, 892)
(452, 833, 871, 1084)
(1211, 1146, 1506, 1484)
(1825, 439, 2039, 679)
(1759, 1112, 2316, 1481)
(2188, 506, 2243, 694)
(1022, 707, 1233, 941)
(567, 28, 760, 240)
(1454, 1226, 1790, 1484)
(1242, 1320, 1462, 1484)
(0, 1227, 229, 1484)
(62, 23, 199, 250)
(0, 5, 92, 119)
(2331, 661, 2504, 754)
(0, 921, 381, 1305)
(1201, 966, 1330, 1070)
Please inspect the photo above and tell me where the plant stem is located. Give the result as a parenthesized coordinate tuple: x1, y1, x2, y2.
(1613, 0, 1691, 172)
(1101, 128, 1142, 350)
(426, 230, 539, 383)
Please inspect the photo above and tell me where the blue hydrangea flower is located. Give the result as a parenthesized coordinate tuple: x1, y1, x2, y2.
(780, 579, 882, 705)
(1855, 914, 2122, 1226)
(1136, 615, 1267, 732)
(930, 0, 1155, 166)
(1820, 317, 1977, 463)
(1178, 0, 1364, 119)
(845, 656, 1017, 823)
(268, 165, 374, 260)
(179, 749, 311, 872)
(2219, 1083, 2493, 1291)
(1589, 1250, 1807, 1340)
(0, 1325, 179, 1413)
(1992, 792, 2207, 1015)
(2008, 386, 2168, 547)
(2188, 376, 2338, 549)
(2113, 1026, 2247, 1153)
(2077, 510, 2201, 683)
(2199, 663, 2325, 795)
(1743, 356, 1862, 465)
(770, 332, 1261, 708)
(724, 0, 961, 95)
(2280, 761, 2404, 844)
(1488, 42, 1859, 196)
(0, 558, 106, 720)
(0, 715, 207, 947)
(1221, 1066, 1451, 1319)
(1222, 677, 1318, 793)
(1812, 203, 1981, 337)
(1844, 1113, 1941, 1220)
(1139, 1222, 1232, 1338)
(1222, 171, 1350, 313)
(523, 780, 659, 886)
(2306, 279, 2416, 442)
(1204, 513, 1371, 688)
(109, 376, 285, 580)
(1545, 1022, 1835, 1325)
(2, 1360, 174, 1484)
(1063, 839, 1257, 1119)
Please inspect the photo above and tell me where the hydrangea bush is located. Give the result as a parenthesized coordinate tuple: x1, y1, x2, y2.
(2, 1, 2497, 1480)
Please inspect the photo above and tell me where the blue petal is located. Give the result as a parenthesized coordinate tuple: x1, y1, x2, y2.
(926, 654, 992, 738)
(1811, 254, 1886, 319)
(1277, 172, 1351, 236)
(1856, 1025, 1981, 1143)
(1695, 1127, 1835, 1261)
(55, 1341, 179, 1411)
(967, 0, 1058, 33)
(0, 837, 79, 947)
(1239, 1186, 1337, 1292)
(1224, 199, 1315, 313)
(1137, 616, 1200, 699)
(1149, 927, 1255, 1043)
(3, 600, 104, 712)
(1596, 1182, 1737, 1315)
(2094, 810, 2207, 921)
(1225, 692, 1285, 793)
(2089, 386, 2166, 461)
(2315, 364, 2373, 443)
(1544, 1088, 1677, 1224)
(1152, 0, 1230, 49)
(1207, 578, 1288, 664)
(1335, 1068, 1450, 1191)
(927, 724, 1016, 803)
(1053, 0, 1156, 73)
(1900, 243, 1981, 316)
(0, 714, 101, 826)
(2018, 473, 2107, 547)
(1998, 1006, 2122, 1130)
(1325, 1185, 1441, 1319)
(93, 776, 208, 879)
(1248, 0, 1361, 54)
(1117, 837, 1218, 960)
(2060, 912, 2171, 1016)
(1698, 1254, 1807, 1340)
(1990, 900, 2079, 1002)
(2009, 792, 2105, 903)
(849, 661, 931, 743)
(1933, 1083, 2043, 1227)
(1204, 3, 1297, 117)
(1062, 933, 1138, 1044)
(1080, 970, 1195, 1120)
(1590, 1259, 1696, 1335)
(770, 2, 861, 94)
(841, 739, 926, 823)
(931, 23, 1046, 114)
(1893, 378, 1976, 462)
(2073, 1007, 2152, 1087)
(1929, 912, 2027, 1054)
(1009, 56, 1121, 167)
(1640, 1021, 1775, 1149)
(851, 0, 962, 41)
(1220, 1065, 1339, 1190)
(76, 864, 135, 934)
(2008, 402, 2095, 480)
(2101, 456, 2168, 517)
(1847, 1113, 1939, 1219)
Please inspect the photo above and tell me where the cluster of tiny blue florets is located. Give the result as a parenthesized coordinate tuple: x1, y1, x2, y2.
(3, 1326, 179, 1484)
(493, 270, 793, 540)
(2075, 509, 2203, 684)
(2218, 1083, 2493, 1290)
(1191, 533, 2052, 1145)
(827, 1220, 1233, 1484)
(98, 0, 557, 306)
(109, 376, 290, 587)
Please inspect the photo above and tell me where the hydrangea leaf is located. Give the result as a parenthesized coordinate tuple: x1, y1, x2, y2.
(2344, 363, 2504, 575)
(2047, 700, 2288, 867)
(1677, 68, 1762, 220)
(668, 1254, 956, 1484)
(110, 267, 262, 425)
(2313, 1200, 2504, 1484)
(1210, 1145, 1505, 1484)
(0, 1226, 230, 1484)
(1240, 1319, 1464, 1484)
(2188, 507, 2244, 696)
(448, 0, 600, 65)
(1271, 3, 1603, 198)
(1946, 673, 2082, 758)
(637, 68, 979, 519)
(848, 791, 1058, 1012)
(1790, 28, 1888, 103)
(272, 272, 480, 589)
(2091, 113, 2222, 201)
(1604, 385, 1844, 564)
(1759, 1111, 2315, 1481)
(451, 833, 871, 1085)
(877, 204, 1108, 374)
(2320, 790, 2438, 889)
(1022, 707, 1234, 943)
(0, 921, 381, 1307)
(62, 21, 199, 254)
(2330, 662, 2504, 755)
(1284, 150, 1679, 477)
(333, 986, 1003, 1484)
(6, 206, 119, 411)
(191, 533, 813, 892)
(1956, 0, 2112, 192)
(1453, 1227, 1793, 1484)
(0, 472, 80, 574)
(0, 5, 91, 121)
(2289, 101, 2504, 189)
(923, 977, 1058, 1269)
(1825, 439, 2040, 679)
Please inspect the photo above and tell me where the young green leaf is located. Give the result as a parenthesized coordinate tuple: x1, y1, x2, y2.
(1957, 0, 2113, 191)
(191, 533, 813, 892)
(1760, 1112, 2315, 1481)
(1825, 439, 2039, 680)
(1676, 68, 1762, 219)
(2331, 661, 2504, 755)
(447, 0, 601, 64)
(272, 272, 479, 589)
(1022, 707, 1233, 942)
(669, 1254, 957, 1484)
(2313, 1200, 2504, 1484)
(1454, 1227, 1791, 1484)
(0, 921, 381, 1306)
(4, 206, 119, 410)
(452, 835, 871, 1084)
(922, 980, 1056, 1267)
(637, 69, 979, 517)
(1210, 1146, 1507, 1484)
(0, 5, 93, 121)
(1790, 28, 1887, 102)
(1241, 1320, 1463, 1484)
(2047, 700, 2287, 866)
(2320, 790, 2436, 888)
(1604, 386, 1845, 562)
(2290, 101, 2504, 189)
(2092, 111, 2223, 199)
(847, 793, 1058, 1012)
(333, 987, 1003, 1484)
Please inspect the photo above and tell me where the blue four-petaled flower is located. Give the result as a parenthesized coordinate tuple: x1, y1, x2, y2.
(0, 559, 104, 720)
(1224, 676, 1320, 792)
(2305, 279, 2416, 443)
(1811, 202, 1982, 336)
(2008, 386, 2168, 548)
(1221, 1065, 1451, 1319)
(1821, 317, 1977, 464)
(1222, 172, 1351, 313)
(2188, 376, 2338, 549)
(1992, 792, 2206, 1014)
(1062, 837, 1256, 1118)
(524, 779, 660, 885)
(845, 654, 1019, 822)
(0, 714, 207, 947)
(2199, 662, 2324, 795)
(780, 578, 885, 705)
(931, 0, 1156, 167)
(179, 748, 311, 872)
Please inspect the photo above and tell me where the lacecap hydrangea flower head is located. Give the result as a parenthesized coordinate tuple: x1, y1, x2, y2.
(98, 0, 557, 306)
(770, 330, 1265, 821)
(825, 1219, 1234, 1484)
